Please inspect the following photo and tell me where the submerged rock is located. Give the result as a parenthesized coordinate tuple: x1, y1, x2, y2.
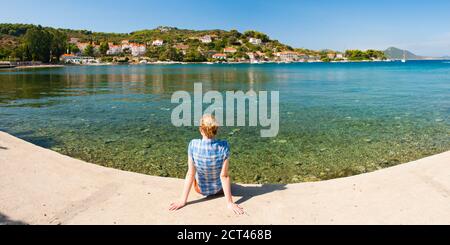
(273, 139, 288, 144)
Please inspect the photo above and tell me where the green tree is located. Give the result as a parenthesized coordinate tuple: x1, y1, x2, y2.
(23, 27, 52, 62)
(183, 49, 206, 62)
(159, 47, 182, 61)
(20, 27, 67, 62)
(83, 45, 95, 57)
(49, 30, 67, 62)
(99, 42, 109, 56)
(68, 43, 80, 54)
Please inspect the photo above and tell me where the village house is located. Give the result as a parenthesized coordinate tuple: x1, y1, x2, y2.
(152, 40, 164, 46)
(121, 40, 131, 51)
(249, 37, 262, 45)
(106, 43, 122, 55)
(175, 44, 190, 55)
(335, 53, 344, 59)
(130, 43, 147, 57)
(308, 55, 320, 61)
(327, 53, 336, 59)
(212, 53, 227, 60)
(246, 52, 256, 60)
(297, 53, 309, 61)
(275, 51, 299, 62)
(199, 35, 212, 44)
(60, 54, 97, 64)
(223, 47, 237, 53)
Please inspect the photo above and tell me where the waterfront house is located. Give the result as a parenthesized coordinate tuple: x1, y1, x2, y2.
(121, 40, 131, 51)
(224, 47, 237, 53)
(275, 51, 299, 62)
(152, 40, 164, 46)
(308, 55, 319, 61)
(212, 53, 227, 60)
(327, 53, 336, 59)
(130, 43, 147, 57)
(60, 54, 97, 64)
(249, 38, 262, 45)
(199, 35, 212, 44)
(246, 52, 256, 60)
(107, 43, 122, 55)
(175, 44, 190, 55)
(335, 53, 344, 59)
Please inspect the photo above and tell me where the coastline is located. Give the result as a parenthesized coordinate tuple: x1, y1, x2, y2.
(2, 59, 447, 70)
(14, 64, 65, 69)
(1, 131, 449, 225)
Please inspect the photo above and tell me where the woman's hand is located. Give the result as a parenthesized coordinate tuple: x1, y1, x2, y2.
(227, 202, 244, 215)
(169, 201, 187, 211)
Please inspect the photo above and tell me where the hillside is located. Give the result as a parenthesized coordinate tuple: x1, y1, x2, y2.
(0, 23, 294, 62)
(1, 23, 388, 63)
(384, 47, 423, 60)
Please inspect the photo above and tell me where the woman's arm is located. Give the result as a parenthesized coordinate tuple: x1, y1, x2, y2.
(220, 159, 244, 215)
(169, 157, 196, 211)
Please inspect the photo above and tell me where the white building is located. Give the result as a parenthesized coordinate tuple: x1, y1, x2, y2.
(212, 53, 227, 60)
(275, 51, 299, 62)
(60, 54, 97, 64)
(152, 40, 164, 46)
(121, 40, 131, 51)
(246, 52, 256, 60)
(199, 35, 212, 43)
(223, 47, 237, 53)
(249, 38, 262, 45)
(336, 53, 344, 59)
(131, 43, 147, 57)
(107, 43, 122, 55)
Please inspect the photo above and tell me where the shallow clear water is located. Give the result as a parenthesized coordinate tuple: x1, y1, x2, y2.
(0, 61, 449, 183)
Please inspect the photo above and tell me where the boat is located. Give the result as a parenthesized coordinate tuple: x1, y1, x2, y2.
(0, 62, 16, 69)
(401, 50, 407, 63)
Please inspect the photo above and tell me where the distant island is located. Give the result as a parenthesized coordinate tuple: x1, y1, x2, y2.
(0, 23, 443, 66)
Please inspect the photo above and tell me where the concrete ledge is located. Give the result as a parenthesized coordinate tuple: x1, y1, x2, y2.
(0, 131, 449, 224)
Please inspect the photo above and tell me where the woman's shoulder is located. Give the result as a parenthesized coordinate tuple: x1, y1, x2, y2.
(189, 139, 202, 147)
(215, 140, 230, 149)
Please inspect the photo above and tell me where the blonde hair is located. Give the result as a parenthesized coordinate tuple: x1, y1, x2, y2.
(200, 114, 219, 139)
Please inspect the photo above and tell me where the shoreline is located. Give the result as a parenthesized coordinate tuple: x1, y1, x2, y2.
(1, 131, 449, 225)
(14, 64, 65, 69)
(1, 59, 448, 70)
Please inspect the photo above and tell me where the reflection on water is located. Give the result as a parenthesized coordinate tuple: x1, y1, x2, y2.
(0, 62, 449, 183)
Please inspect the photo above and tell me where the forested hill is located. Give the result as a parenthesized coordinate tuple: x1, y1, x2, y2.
(0, 23, 294, 61)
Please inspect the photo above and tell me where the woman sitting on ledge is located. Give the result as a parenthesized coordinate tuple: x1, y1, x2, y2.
(169, 114, 244, 215)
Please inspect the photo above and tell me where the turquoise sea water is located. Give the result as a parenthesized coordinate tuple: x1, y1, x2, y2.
(0, 61, 449, 183)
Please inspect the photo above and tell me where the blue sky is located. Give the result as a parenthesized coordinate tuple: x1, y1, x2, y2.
(1, 0, 450, 56)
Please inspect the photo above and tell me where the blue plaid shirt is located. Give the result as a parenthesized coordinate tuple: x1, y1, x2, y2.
(188, 139, 230, 196)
